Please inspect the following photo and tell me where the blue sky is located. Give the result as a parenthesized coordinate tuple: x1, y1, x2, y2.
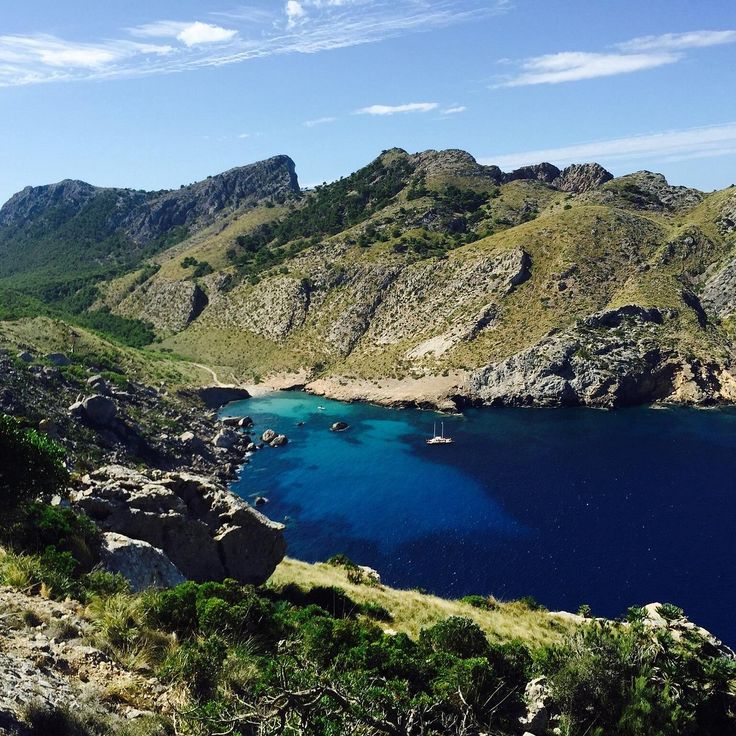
(1, 1, 735, 204)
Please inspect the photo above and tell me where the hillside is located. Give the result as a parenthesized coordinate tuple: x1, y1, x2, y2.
(2, 148, 736, 408)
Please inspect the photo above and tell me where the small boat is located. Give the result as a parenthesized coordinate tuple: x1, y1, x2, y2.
(317, 406, 326, 411)
(426, 421, 453, 445)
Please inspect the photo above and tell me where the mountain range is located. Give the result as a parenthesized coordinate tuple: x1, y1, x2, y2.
(1, 148, 735, 409)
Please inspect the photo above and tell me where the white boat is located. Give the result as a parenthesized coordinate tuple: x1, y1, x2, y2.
(426, 421, 453, 445)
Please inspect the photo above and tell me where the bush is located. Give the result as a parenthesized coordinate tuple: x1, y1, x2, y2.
(10, 503, 101, 572)
(0, 414, 68, 517)
(460, 594, 496, 611)
(420, 616, 489, 659)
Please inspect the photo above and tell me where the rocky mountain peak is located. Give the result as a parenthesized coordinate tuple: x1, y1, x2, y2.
(554, 163, 613, 193)
(0, 179, 102, 227)
(413, 149, 499, 181)
(504, 162, 561, 184)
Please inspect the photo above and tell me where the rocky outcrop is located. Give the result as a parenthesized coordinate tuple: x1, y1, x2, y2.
(469, 306, 687, 407)
(197, 386, 250, 409)
(71, 465, 286, 585)
(553, 163, 613, 193)
(702, 257, 736, 319)
(122, 156, 299, 245)
(100, 532, 186, 592)
(118, 279, 209, 332)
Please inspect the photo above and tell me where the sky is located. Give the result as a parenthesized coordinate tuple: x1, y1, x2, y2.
(1, 0, 735, 204)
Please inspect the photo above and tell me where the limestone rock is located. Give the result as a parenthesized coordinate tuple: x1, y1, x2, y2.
(100, 532, 186, 591)
(71, 465, 286, 584)
(261, 429, 277, 443)
(270, 434, 288, 447)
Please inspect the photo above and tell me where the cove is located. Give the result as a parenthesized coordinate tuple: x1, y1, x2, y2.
(225, 392, 736, 643)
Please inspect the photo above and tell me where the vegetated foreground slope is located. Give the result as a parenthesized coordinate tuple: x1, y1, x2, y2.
(3, 147, 736, 408)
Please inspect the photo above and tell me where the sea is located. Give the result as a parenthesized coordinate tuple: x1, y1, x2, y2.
(224, 392, 736, 643)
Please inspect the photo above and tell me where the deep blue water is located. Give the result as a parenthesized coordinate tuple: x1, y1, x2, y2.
(225, 393, 736, 643)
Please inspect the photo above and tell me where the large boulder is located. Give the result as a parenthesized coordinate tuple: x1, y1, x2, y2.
(213, 428, 239, 449)
(100, 532, 186, 591)
(71, 465, 286, 585)
(69, 394, 117, 427)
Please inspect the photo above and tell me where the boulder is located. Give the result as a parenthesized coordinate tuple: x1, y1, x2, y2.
(331, 421, 349, 432)
(261, 429, 277, 444)
(220, 416, 242, 427)
(71, 465, 286, 584)
(87, 374, 111, 394)
(46, 352, 71, 366)
(213, 428, 239, 449)
(270, 434, 288, 447)
(69, 394, 117, 427)
(17, 350, 32, 362)
(100, 532, 186, 592)
(239, 416, 254, 428)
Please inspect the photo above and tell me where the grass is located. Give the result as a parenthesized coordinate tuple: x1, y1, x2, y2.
(268, 557, 580, 648)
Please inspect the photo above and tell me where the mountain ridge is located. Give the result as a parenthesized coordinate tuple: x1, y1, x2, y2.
(1, 147, 735, 409)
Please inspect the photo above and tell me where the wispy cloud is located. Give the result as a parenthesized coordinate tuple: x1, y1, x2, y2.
(479, 122, 736, 170)
(500, 51, 678, 86)
(498, 28, 735, 87)
(0, 1, 508, 88)
(617, 29, 736, 52)
(442, 105, 467, 115)
(356, 102, 439, 115)
(304, 116, 338, 127)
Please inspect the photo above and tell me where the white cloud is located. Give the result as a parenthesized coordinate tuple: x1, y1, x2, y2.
(617, 29, 736, 52)
(498, 28, 736, 88)
(479, 122, 736, 169)
(131, 20, 237, 46)
(442, 105, 467, 115)
(500, 51, 678, 87)
(304, 116, 337, 127)
(286, 1, 307, 28)
(237, 132, 251, 138)
(356, 102, 439, 115)
(177, 22, 237, 46)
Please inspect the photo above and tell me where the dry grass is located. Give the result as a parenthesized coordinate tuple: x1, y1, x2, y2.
(268, 557, 580, 648)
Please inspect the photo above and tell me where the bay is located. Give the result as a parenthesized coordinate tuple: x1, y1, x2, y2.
(225, 392, 736, 643)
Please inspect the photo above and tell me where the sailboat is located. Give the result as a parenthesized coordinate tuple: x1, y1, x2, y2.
(426, 421, 453, 445)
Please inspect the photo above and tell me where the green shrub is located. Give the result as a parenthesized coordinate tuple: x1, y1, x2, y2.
(160, 635, 227, 699)
(10, 503, 101, 572)
(420, 616, 489, 659)
(0, 414, 68, 517)
(460, 594, 497, 610)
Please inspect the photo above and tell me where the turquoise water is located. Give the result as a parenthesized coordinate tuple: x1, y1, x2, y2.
(225, 393, 736, 642)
